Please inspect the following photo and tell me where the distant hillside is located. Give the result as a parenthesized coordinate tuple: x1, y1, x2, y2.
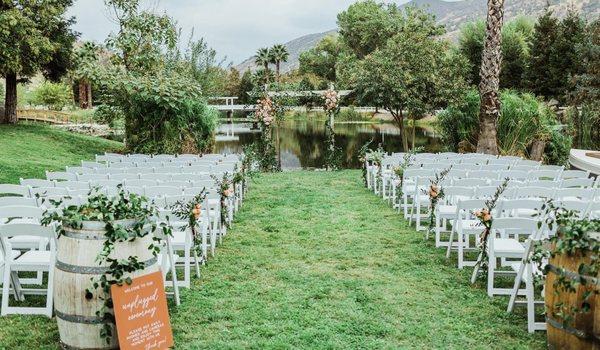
(235, 0, 599, 74)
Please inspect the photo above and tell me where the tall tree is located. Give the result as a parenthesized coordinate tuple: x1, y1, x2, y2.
(0, 0, 77, 124)
(255, 47, 271, 83)
(299, 34, 342, 83)
(355, 7, 468, 151)
(270, 44, 289, 82)
(477, 0, 505, 155)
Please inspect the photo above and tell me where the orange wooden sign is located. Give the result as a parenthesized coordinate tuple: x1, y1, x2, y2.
(111, 271, 174, 350)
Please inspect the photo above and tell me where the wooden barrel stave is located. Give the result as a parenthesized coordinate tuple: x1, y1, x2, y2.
(546, 250, 599, 350)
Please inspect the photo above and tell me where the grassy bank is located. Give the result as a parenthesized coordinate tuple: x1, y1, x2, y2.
(0, 123, 122, 184)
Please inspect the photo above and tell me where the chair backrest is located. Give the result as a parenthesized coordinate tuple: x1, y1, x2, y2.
(0, 197, 37, 207)
(556, 199, 591, 218)
(456, 199, 488, 218)
(443, 186, 474, 204)
(496, 198, 544, 217)
(475, 186, 500, 199)
(81, 161, 107, 169)
(154, 166, 182, 174)
(140, 173, 171, 181)
(561, 170, 590, 179)
(90, 180, 123, 188)
(135, 167, 155, 174)
(20, 178, 54, 188)
(0, 184, 30, 197)
(447, 169, 468, 179)
(483, 164, 510, 171)
(183, 187, 209, 196)
(161, 181, 192, 188)
(188, 165, 214, 174)
(499, 170, 529, 181)
(560, 177, 595, 188)
(452, 178, 488, 187)
(109, 161, 138, 169)
(145, 186, 182, 198)
(163, 194, 198, 208)
(109, 174, 140, 181)
(95, 167, 125, 175)
(0, 224, 56, 252)
(46, 171, 77, 181)
(171, 174, 198, 182)
(527, 180, 559, 188)
(77, 173, 109, 181)
(528, 169, 562, 181)
(125, 179, 158, 188)
(511, 186, 556, 200)
(30, 187, 69, 197)
(490, 217, 540, 240)
(122, 186, 145, 196)
(468, 170, 499, 180)
(509, 165, 538, 172)
(513, 159, 541, 168)
(54, 181, 91, 190)
(453, 164, 482, 171)
(66, 166, 96, 174)
(0, 206, 44, 220)
(554, 188, 597, 201)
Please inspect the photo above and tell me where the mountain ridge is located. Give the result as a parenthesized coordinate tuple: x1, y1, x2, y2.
(234, 0, 599, 74)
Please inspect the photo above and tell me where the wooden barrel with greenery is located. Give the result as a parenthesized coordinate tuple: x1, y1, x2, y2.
(54, 220, 159, 350)
(545, 231, 600, 350)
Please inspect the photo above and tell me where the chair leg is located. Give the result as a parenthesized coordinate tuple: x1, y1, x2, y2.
(526, 264, 535, 333)
(2, 264, 11, 316)
(46, 268, 54, 318)
(487, 253, 496, 297)
(446, 228, 455, 259)
(192, 250, 201, 279)
(470, 252, 483, 284)
(457, 230, 464, 269)
(507, 262, 526, 313)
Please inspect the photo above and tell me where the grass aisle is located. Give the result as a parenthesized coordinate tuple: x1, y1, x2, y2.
(170, 170, 545, 349)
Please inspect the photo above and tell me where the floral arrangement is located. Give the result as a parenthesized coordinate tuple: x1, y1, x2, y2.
(322, 88, 339, 115)
(255, 96, 275, 127)
(212, 173, 234, 227)
(422, 167, 451, 236)
(472, 178, 510, 279)
(169, 190, 207, 255)
(358, 139, 374, 186)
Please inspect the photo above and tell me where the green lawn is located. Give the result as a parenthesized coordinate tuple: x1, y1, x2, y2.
(0, 127, 545, 348)
(0, 123, 122, 184)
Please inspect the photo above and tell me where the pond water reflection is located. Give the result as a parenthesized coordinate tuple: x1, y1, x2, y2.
(214, 119, 442, 169)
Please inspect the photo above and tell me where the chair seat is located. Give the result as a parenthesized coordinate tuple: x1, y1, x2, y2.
(452, 219, 482, 232)
(493, 238, 525, 255)
(8, 236, 48, 249)
(514, 208, 538, 218)
(437, 205, 456, 217)
(13, 250, 52, 268)
(171, 231, 190, 246)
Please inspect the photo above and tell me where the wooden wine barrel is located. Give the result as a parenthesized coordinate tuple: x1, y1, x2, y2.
(54, 220, 158, 350)
(545, 244, 600, 350)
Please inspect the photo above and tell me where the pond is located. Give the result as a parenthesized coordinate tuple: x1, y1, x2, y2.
(214, 119, 442, 169)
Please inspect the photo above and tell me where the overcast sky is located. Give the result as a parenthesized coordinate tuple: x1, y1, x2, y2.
(68, 0, 414, 65)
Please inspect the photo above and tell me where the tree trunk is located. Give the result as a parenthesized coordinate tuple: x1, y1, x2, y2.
(392, 108, 409, 152)
(86, 81, 92, 109)
(276, 62, 281, 82)
(476, 0, 505, 155)
(78, 79, 89, 109)
(411, 115, 416, 150)
(3, 73, 18, 124)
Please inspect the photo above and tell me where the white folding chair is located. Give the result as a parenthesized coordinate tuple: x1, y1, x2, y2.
(560, 177, 595, 188)
(0, 184, 30, 197)
(45, 171, 77, 181)
(0, 223, 56, 317)
(434, 186, 474, 248)
(145, 186, 182, 198)
(54, 181, 90, 190)
(125, 179, 158, 188)
(20, 179, 54, 188)
(446, 199, 487, 269)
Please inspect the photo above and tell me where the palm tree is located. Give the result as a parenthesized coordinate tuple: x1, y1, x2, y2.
(255, 47, 271, 83)
(270, 44, 289, 82)
(477, 0, 505, 155)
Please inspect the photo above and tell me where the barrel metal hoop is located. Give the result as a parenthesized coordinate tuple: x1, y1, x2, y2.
(55, 309, 108, 325)
(61, 230, 142, 240)
(546, 263, 600, 286)
(60, 340, 115, 350)
(55, 257, 157, 274)
(547, 316, 600, 342)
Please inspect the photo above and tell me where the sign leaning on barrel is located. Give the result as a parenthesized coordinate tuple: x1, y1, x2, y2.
(111, 271, 174, 350)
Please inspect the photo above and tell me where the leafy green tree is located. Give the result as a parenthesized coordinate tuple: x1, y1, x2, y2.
(299, 34, 342, 83)
(176, 37, 229, 96)
(526, 10, 586, 101)
(270, 44, 289, 82)
(355, 7, 468, 151)
(33, 81, 73, 111)
(238, 70, 256, 104)
(0, 0, 77, 123)
(570, 19, 600, 149)
(105, 0, 177, 74)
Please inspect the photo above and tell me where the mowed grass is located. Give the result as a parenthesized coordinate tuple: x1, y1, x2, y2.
(170, 171, 545, 349)
(0, 129, 545, 348)
(0, 123, 122, 184)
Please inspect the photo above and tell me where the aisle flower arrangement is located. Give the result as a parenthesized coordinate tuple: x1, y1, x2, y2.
(423, 167, 451, 238)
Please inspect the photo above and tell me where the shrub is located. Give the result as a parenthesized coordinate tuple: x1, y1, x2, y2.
(436, 89, 571, 164)
(33, 81, 73, 110)
(99, 71, 218, 154)
(338, 107, 368, 121)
